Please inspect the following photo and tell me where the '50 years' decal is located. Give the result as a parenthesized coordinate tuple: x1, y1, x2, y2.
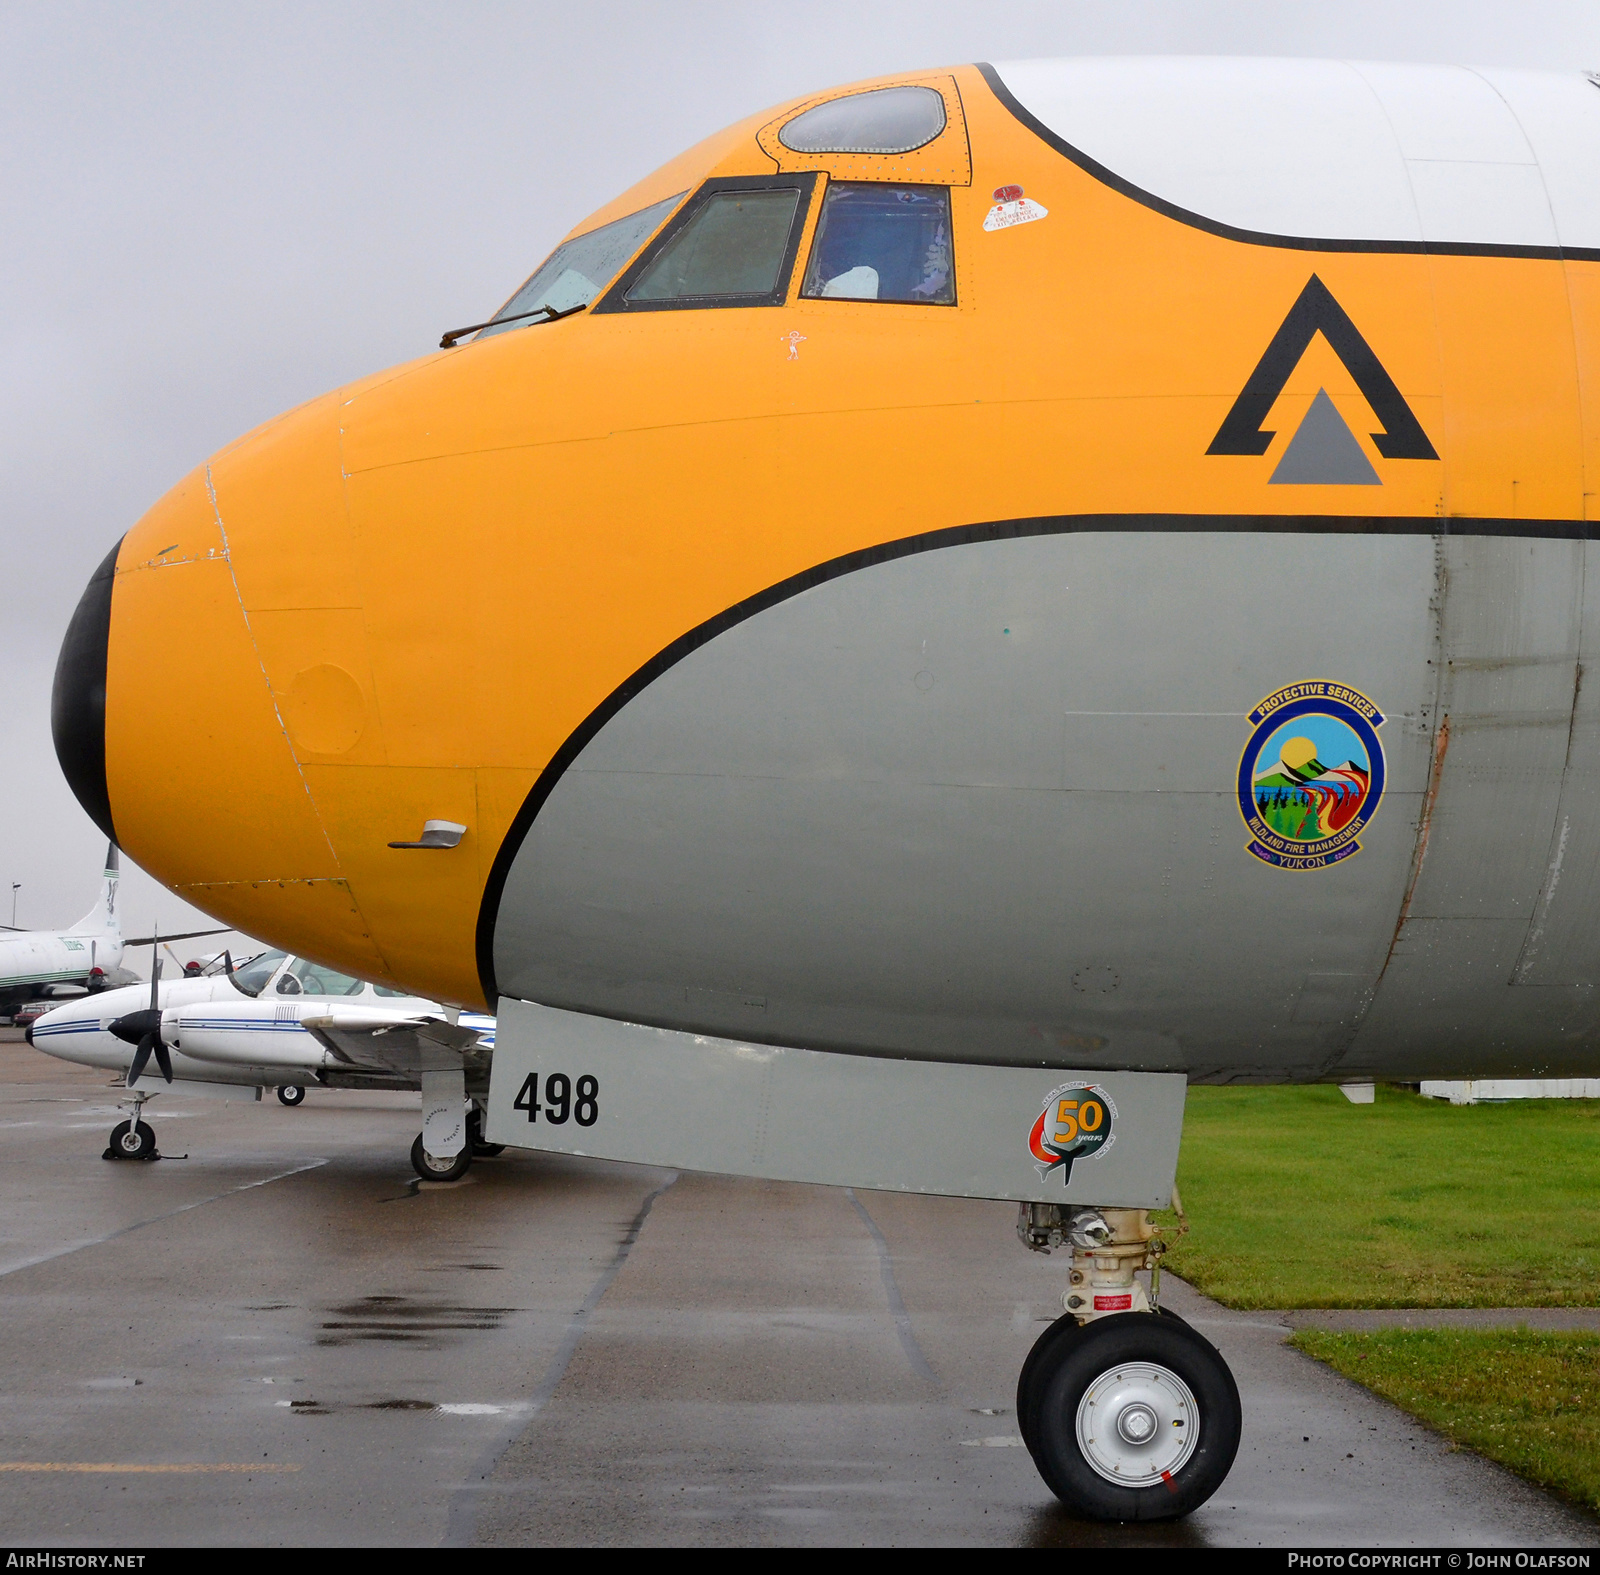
(1029, 1082, 1115, 1184)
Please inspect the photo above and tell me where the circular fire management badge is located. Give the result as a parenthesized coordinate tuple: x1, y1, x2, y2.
(1237, 681, 1386, 871)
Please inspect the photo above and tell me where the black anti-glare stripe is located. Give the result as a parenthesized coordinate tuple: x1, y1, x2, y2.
(974, 61, 1600, 264)
(474, 508, 1591, 1004)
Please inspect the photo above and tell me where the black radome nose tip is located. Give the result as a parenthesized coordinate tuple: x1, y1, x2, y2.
(52, 538, 121, 844)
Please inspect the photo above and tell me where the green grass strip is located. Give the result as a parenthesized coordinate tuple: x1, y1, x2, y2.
(1157, 1084, 1600, 1308)
(1291, 1328, 1600, 1513)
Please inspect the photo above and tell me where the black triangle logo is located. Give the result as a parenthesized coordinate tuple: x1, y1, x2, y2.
(1207, 274, 1438, 462)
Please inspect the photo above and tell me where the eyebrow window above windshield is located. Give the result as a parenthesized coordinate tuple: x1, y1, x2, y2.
(476, 192, 683, 340)
(779, 85, 947, 156)
(801, 183, 954, 305)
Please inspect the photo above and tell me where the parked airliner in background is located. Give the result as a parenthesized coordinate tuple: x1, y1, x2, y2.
(2, 846, 236, 1023)
(29, 948, 495, 1177)
(0, 846, 126, 1015)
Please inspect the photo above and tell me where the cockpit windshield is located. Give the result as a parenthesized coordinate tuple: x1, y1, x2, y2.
(274, 957, 366, 997)
(227, 950, 286, 998)
(476, 193, 684, 339)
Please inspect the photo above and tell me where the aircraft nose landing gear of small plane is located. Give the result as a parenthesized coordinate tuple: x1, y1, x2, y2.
(1015, 1202, 1241, 1520)
(102, 1090, 159, 1162)
(276, 1084, 305, 1107)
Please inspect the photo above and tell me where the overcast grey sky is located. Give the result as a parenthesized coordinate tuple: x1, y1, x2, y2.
(4, 0, 1599, 955)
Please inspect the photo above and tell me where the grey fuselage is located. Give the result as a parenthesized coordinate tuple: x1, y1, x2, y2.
(492, 528, 1598, 1084)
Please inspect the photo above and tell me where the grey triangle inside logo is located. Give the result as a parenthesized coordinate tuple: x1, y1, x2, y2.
(1268, 388, 1381, 485)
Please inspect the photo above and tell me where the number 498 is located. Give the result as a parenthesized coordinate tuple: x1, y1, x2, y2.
(513, 1072, 598, 1127)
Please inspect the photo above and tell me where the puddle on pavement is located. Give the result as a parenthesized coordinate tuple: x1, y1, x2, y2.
(317, 1293, 518, 1346)
(275, 1396, 510, 1417)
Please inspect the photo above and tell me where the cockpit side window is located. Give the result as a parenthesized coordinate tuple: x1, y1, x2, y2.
(800, 184, 954, 305)
(476, 192, 685, 340)
(595, 174, 818, 313)
(275, 957, 365, 997)
(227, 950, 286, 998)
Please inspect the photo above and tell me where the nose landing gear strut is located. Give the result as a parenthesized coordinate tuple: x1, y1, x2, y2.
(1015, 1200, 1241, 1520)
(102, 1089, 159, 1161)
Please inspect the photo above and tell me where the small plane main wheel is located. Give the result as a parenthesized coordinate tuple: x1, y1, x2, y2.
(1024, 1311, 1240, 1521)
(106, 1119, 157, 1161)
(466, 1108, 505, 1158)
(276, 1084, 306, 1107)
(410, 1132, 472, 1182)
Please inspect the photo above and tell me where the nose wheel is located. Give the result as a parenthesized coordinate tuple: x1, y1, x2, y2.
(103, 1118, 158, 1162)
(276, 1084, 306, 1107)
(1017, 1310, 1240, 1520)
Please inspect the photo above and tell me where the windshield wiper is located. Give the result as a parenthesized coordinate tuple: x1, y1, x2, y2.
(438, 300, 587, 349)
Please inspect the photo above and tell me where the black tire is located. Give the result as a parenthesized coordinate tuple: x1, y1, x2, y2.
(106, 1119, 157, 1161)
(276, 1084, 305, 1107)
(466, 1107, 504, 1157)
(1018, 1314, 1085, 1464)
(1028, 1312, 1241, 1521)
(410, 1131, 471, 1182)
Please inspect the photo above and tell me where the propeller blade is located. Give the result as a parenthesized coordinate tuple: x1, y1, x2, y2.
(122, 928, 232, 946)
(152, 1038, 174, 1083)
(148, 934, 160, 1012)
(126, 1032, 156, 1087)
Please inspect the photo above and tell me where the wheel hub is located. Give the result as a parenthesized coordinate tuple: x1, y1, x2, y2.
(1115, 1402, 1157, 1444)
(1076, 1361, 1199, 1487)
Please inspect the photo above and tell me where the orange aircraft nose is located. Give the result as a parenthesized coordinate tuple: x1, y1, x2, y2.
(50, 382, 497, 1008)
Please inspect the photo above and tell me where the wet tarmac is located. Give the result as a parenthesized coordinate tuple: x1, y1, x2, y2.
(0, 1032, 1593, 1548)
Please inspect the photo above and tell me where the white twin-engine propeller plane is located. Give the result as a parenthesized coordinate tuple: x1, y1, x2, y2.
(28, 947, 496, 1178)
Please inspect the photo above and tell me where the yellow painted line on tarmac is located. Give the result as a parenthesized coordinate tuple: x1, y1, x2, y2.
(0, 1463, 300, 1473)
